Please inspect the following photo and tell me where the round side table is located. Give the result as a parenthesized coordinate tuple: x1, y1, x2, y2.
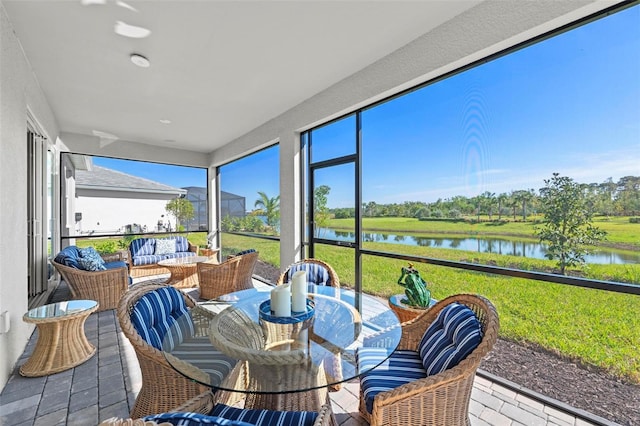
(20, 300, 98, 377)
(388, 294, 436, 323)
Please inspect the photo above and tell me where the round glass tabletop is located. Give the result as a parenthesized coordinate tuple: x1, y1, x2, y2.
(24, 300, 98, 321)
(162, 285, 401, 394)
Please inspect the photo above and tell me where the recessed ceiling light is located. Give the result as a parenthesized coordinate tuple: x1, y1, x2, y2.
(159, 119, 171, 124)
(130, 53, 150, 68)
(115, 1, 138, 12)
(115, 21, 151, 39)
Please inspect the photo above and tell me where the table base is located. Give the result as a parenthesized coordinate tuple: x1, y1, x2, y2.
(20, 312, 96, 377)
(164, 265, 199, 288)
(243, 361, 329, 412)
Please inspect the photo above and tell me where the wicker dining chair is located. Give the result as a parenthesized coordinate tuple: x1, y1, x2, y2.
(358, 293, 499, 426)
(117, 282, 240, 418)
(100, 391, 336, 426)
(277, 259, 340, 288)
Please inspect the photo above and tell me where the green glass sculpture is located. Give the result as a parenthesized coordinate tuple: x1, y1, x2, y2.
(397, 263, 430, 307)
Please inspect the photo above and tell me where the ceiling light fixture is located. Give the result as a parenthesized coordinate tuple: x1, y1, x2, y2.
(159, 119, 171, 124)
(130, 53, 150, 68)
(115, 1, 138, 12)
(115, 21, 151, 38)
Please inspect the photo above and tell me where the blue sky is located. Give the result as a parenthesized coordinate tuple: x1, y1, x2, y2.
(93, 5, 639, 210)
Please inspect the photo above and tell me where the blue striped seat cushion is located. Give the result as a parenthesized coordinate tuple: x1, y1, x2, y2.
(419, 303, 482, 376)
(162, 252, 197, 260)
(170, 336, 235, 386)
(287, 263, 330, 286)
(358, 349, 427, 414)
(144, 412, 253, 425)
(211, 404, 319, 426)
(130, 286, 194, 350)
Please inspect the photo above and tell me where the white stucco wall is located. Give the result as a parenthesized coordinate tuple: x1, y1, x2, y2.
(0, 4, 60, 388)
(75, 196, 174, 234)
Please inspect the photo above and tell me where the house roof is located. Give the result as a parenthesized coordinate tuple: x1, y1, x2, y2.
(76, 166, 186, 196)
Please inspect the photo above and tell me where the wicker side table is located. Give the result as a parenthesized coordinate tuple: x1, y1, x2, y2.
(388, 294, 436, 323)
(20, 300, 98, 377)
(198, 247, 220, 260)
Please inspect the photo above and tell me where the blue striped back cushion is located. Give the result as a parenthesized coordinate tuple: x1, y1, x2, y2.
(130, 286, 194, 350)
(358, 349, 427, 414)
(130, 238, 155, 257)
(418, 303, 482, 376)
(235, 249, 256, 256)
(169, 236, 189, 253)
(287, 263, 330, 286)
(211, 404, 318, 426)
(144, 412, 253, 425)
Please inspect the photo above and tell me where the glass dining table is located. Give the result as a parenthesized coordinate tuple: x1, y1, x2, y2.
(162, 285, 401, 412)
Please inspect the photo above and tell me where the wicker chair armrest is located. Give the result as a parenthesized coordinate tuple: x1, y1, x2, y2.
(98, 418, 170, 425)
(188, 241, 198, 253)
(100, 251, 124, 262)
(170, 391, 216, 414)
(314, 403, 335, 426)
(372, 363, 472, 410)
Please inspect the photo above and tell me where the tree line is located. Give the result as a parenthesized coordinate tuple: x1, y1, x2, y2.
(331, 175, 640, 220)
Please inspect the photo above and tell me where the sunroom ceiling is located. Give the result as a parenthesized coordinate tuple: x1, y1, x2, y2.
(2, 0, 481, 153)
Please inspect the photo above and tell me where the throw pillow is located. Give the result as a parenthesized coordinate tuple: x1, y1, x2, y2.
(78, 247, 107, 271)
(418, 302, 482, 376)
(155, 238, 176, 255)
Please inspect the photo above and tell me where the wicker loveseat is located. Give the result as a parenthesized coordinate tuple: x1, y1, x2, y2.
(128, 236, 198, 278)
(52, 246, 130, 311)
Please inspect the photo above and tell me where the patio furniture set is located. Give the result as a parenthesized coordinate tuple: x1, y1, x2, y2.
(35, 252, 499, 426)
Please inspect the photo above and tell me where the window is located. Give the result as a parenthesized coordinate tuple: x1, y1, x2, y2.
(218, 145, 280, 271)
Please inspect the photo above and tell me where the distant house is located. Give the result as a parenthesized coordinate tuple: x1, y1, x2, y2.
(72, 164, 186, 235)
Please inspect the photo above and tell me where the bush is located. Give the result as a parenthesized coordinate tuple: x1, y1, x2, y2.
(95, 240, 118, 254)
(629, 217, 640, 224)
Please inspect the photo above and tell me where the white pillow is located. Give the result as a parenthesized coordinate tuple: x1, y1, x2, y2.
(155, 239, 176, 255)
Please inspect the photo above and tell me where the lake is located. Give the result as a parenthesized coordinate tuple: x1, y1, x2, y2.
(315, 228, 640, 265)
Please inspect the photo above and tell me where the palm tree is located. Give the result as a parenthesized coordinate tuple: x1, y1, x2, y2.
(254, 191, 280, 231)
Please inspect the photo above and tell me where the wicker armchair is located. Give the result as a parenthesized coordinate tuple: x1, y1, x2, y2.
(277, 258, 339, 288)
(118, 283, 240, 418)
(359, 294, 499, 426)
(52, 252, 128, 312)
(197, 250, 258, 300)
(228, 249, 260, 289)
(197, 256, 242, 300)
(100, 391, 335, 426)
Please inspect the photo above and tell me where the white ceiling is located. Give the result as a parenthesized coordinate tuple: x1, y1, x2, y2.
(2, 0, 481, 153)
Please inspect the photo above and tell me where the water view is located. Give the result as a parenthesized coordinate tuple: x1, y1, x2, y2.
(317, 228, 640, 265)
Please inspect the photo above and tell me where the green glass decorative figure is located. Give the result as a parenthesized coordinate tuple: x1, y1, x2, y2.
(397, 263, 430, 307)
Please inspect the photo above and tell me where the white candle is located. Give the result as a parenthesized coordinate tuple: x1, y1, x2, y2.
(271, 284, 291, 317)
(291, 270, 307, 312)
